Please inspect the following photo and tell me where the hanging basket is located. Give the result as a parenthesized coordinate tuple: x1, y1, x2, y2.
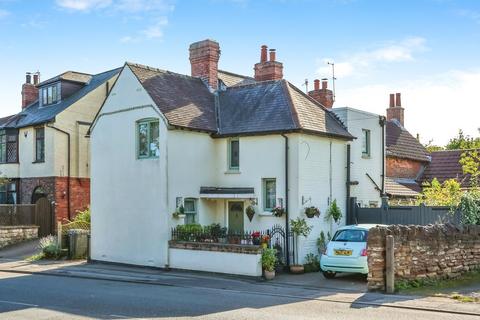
(246, 205, 256, 222)
(271, 206, 285, 217)
(304, 206, 320, 218)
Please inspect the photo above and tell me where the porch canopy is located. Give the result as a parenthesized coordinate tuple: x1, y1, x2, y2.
(199, 187, 255, 199)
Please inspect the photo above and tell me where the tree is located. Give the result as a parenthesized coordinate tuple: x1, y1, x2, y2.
(445, 129, 480, 150)
(424, 139, 444, 152)
(417, 178, 462, 207)
(460, 150, 480, 188)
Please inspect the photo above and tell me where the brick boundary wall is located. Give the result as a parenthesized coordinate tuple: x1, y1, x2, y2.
(367, 224, 480, 291)
(0, 225, 39, 248)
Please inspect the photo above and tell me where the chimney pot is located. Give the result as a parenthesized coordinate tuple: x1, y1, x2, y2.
(33, 72, 40, 85)
(26, 72, 32, 84)
(321, 78, 328, 90)
(269, 49, 276, 62)
(389, 93, 395, 108)
(314, 79, 320, 91)
(260, 45, 268, 63)
(395, 93, 401, 107)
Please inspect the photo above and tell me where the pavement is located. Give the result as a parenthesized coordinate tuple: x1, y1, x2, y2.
(0, 241, 479, 318)
(0, 239, 40, 260)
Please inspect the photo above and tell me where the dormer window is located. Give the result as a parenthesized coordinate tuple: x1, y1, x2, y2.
(41, 83, 61, 106)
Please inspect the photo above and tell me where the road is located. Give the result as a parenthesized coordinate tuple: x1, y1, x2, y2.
(0, 271, 478, 319)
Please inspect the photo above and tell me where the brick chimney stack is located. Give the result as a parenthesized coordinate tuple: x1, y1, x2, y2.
(254, 45, 283, 81)
(386, 92, 405, 126)
(22, 72, 40, 109)
(189, 39, 221, 90)
(308, 78, 334, 108)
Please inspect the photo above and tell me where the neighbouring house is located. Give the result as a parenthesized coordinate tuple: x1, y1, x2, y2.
(384, 93, 431, 204)
(0, 68, 120, 231)
(90, 39, 384, 275)
(422, 149, 480, 188)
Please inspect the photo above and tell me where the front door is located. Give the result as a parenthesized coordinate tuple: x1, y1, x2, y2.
(228, 201, 244, 234)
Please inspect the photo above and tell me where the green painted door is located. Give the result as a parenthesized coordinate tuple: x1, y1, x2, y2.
(228, 202, 244, 234)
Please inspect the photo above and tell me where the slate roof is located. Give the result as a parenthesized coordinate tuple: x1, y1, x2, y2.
(38, 71, 93, 86)
(127, 63, 353, 139)
(386, 119, 430, 162)
(128, 63, 217, 132)
(385, 177, 422, 197)
(1, 68, 121, 129)
(218, 70, 256, 87)
(421, 149, 479, 187)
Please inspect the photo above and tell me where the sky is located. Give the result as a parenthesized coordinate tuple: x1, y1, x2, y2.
(0, 0, 479, 146)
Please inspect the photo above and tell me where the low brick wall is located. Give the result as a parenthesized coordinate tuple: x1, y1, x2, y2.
(0, 225, 39, 248)
(367, 224, 480, 291)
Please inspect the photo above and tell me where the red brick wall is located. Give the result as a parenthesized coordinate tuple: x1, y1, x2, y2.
(386, 157, 424, 179)
(189, 40, 220, 90)
(55, 177, 90, 222)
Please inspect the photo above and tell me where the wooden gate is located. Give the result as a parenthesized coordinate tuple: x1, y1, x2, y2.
(35, 197, 53, 237)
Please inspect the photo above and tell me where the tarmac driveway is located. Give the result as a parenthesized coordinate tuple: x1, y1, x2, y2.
(273, 270, 368, 292)
(0, 239, 40, 260)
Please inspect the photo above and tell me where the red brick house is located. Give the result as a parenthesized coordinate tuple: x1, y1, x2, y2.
(384, 93, 431, 202)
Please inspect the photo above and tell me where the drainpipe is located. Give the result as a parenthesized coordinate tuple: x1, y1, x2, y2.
(47, 124, 71, 221)
(281, 134, 290, 266)
(379, 116, 386, 196)
(346, 144, 351, 224)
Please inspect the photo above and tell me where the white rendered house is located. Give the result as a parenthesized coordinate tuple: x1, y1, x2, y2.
(89, 40, 384, 275)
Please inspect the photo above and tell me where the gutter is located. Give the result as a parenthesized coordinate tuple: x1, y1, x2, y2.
(47, 123, 71, 221)
(281, 134, 290, 266)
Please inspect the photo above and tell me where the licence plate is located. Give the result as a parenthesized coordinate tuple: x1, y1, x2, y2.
(334, 249, 352, 256)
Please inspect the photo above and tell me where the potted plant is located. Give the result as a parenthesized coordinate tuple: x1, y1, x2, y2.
(289, 217, 313, 274)
(261, 234, 270, 249)
(316, 231, 331, 258)
(304, 206, 320, 218)
(262, 248, 277, 280)
(246, 205, 256, 222)
(172, 205, 185, 219)
(324, 199, 342, 224)
(271, 206, 285, 217)
(251, 231, 261, 245)
(303, 253, 320, 273)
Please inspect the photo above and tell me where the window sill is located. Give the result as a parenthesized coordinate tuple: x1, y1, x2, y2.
(0, 162, 19, 164)
(361, 154, 371, 159)
(137, 157, 159, 160)
(224, 170, 241, 174)
(258, 211, 274, 216)
(32, 160, 45, 164)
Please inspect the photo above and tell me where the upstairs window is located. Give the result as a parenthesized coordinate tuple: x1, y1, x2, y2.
(41, 83, 60, 106)
(0, 129, 18, 163)
(35, 127, 45, 162)
(361, 129, 371, 157)
(228, 138, 239, 171)
(263, 178, 277, 211)
(137, 119, 159, 159)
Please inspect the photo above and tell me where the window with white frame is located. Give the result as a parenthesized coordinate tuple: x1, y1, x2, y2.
(41, 83, 60, 106)
(184, 198, 197, 224)
(361, 129, 371, 157)
(228, 138, 239, 170)
(263, 178, 276, 211)
(137, 119, 159, 159)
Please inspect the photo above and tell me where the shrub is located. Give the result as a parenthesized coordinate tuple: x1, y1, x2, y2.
(290, 218, 312, 237)
(73, 207, 90, 223)
(325, 199, 342, 223)
(38, 235, 62, 260)
(303, 253, 320, 273)
(262, 248, 277, 272)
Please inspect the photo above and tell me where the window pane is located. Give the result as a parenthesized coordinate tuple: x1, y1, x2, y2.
(149, 121, 159, 157)
(52, 86, 57, 103)
(265, 179, 276, 209)
(47, 87, 53, 104)
(138, 123, 149, 157)
(230, 140, 239, 169)
(42, 89, 47, 105)
(0, 192, 6, 204)
(36, 128, 45, 162)
(184, 199, 196, 213)
(0, 132, 5, 163)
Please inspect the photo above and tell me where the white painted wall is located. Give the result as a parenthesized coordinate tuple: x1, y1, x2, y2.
(169, 248, 262, 276)
(91, 66, 169, 267)
(333, 107, 384, 207)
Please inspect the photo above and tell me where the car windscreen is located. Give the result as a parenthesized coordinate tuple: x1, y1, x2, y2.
(332, 229, 368, 242)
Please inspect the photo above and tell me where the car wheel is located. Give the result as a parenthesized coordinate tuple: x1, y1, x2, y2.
(323, 271, 336, 279)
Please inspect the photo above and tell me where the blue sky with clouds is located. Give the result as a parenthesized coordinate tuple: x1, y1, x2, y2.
(0, 0, 479, 145)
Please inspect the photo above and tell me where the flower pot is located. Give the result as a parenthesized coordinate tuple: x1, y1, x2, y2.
(305, 212, 315, 218)
(252, 238, 261, 245)
(264, 270, 275, 280)
(290, 264, 305, 274)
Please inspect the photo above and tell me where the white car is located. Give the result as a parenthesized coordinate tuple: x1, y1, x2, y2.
(320, 224, 380, 279)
